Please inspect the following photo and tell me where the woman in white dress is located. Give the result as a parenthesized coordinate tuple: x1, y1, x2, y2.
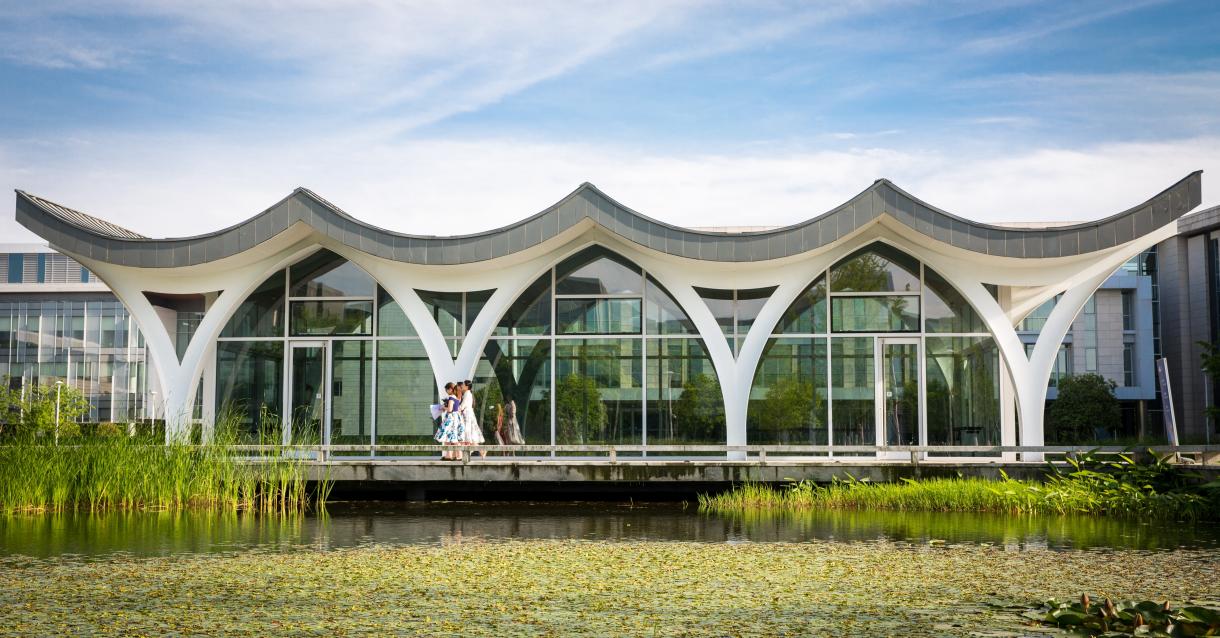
(459, 380, 486, 459)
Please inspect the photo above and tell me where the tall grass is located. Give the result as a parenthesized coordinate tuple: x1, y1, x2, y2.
(0, 434, 326, 515)
(700, 454, 1219, 521)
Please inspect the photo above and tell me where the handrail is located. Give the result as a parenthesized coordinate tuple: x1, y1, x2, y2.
(213, 444, 1220, 454)
(5, 443, 1219, 453)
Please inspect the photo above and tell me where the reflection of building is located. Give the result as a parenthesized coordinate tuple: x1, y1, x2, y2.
(9, 172, 1208, 452)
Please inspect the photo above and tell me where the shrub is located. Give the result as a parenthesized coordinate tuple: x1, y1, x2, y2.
(0, 378, 91, 440)
(95, 422, 125, 437)
(1046, 373, 1119, 443)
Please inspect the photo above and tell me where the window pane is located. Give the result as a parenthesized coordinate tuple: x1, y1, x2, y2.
(222, 272, 285, 338)
(556, 298, 641, 334)
(554, 339, 642, 446)
(647, 338, 724, 446)
(290, 300, 373, 336)
(330, 340, 372, 447)
(924, 267, 987, 333)
(645, 276, 696, 335)
(215, 341, 283, 442)
(831, 337, 873, 451)
(473, 339, 551, 446)
(287, 345, 325, 445)
(695, 287, 734, 337)
(465, 289, 494, 333)
(747, 337, 828, 446)
(830, 243, 920, 292)
(776, 277, 827, 334)
(1019, 296, 1057, 332)
(556, 246, 642, 295)
(416, 290, 463, 337)
(736, 287, 775, 336)
(494, 274, 551, 336)
(375, 340, 438, 446)
(831, 296, 919, 332)
(289, 249, 375, 297)
(376, 287, 416, 336)
(926, 337, 1000, 456)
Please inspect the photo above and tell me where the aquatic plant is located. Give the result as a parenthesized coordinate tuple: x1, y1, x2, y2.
(0, 410, 326, 514)
(699, 452, 1219, 520)
(1, 539, 1216, 636)
(1027, 595, 1220, 636)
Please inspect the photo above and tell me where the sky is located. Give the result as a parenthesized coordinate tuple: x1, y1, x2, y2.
(1, 0, 1219, 242)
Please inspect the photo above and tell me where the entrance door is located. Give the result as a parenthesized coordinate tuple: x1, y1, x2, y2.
(876, 338, 920, 458)
(287, 341, 327, 445)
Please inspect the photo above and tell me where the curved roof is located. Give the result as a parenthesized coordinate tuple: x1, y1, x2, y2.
(14, 171, 1202, 267)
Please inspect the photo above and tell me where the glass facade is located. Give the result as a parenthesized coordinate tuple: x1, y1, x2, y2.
(747, 242, 1001, 455)
(0, 298, 151, 423)
(473, 246, 723, 451)
(215, 248, 437, 446)
(695, 286, 777, 354)
(200, 241, 1009, 455)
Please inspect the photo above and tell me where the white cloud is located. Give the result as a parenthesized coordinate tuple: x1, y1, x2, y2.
(3, 133, 1215, 244)
(0, 1, 702, 133)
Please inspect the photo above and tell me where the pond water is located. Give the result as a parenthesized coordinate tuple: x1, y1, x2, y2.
(3, 501, 1219, 558)
(3, 504, 1219, 636)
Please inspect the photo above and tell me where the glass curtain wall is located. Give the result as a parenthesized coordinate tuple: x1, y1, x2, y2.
(215, 248, 445, 450)
(473, 246, 723, 453)
(748, 242, 1001, 455)
(0, 299, 150, 424)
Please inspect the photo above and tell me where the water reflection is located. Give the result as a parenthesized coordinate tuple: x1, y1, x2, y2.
(2, 502, 1217, 559)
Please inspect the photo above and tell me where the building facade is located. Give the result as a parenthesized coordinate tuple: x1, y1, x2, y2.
(0, 244, 156, 423)
(1156, 204, 1220, 443)
(9, 173, 1204, 453)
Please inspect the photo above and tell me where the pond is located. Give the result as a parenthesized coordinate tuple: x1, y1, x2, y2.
(2, 503, 1219, 636)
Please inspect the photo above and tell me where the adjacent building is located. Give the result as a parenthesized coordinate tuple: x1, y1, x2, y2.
(6, 172, 1209, 453)
(0, 244, 156, 423)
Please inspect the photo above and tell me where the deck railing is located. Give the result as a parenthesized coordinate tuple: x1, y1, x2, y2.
(209, 444, 1220, 465)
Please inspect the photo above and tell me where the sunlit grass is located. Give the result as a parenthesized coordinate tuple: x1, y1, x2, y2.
(0, 409, 325, 515)
(699, 468, 1216, 520)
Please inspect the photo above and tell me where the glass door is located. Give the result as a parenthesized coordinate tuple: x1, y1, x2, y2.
(876, 338, 920, 457)
(287, 341, 327, 446)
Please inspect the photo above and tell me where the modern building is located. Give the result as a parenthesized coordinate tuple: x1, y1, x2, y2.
(1155, 204, 1220, 444)
(0, 243, 156, 423)
(8, 172, 1204, 455)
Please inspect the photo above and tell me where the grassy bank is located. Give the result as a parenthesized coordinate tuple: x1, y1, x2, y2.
(700, 454, 1220, 520)
(0, 539, 1216, 636)
(0, 437, 323, 514)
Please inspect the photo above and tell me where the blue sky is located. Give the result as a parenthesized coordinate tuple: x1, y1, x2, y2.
(2, 0, 1219, 241)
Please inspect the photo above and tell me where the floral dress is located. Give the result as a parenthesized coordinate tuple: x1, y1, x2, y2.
(434, 396, 465, 444)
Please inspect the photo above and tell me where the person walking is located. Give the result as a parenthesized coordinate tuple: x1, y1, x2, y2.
(434, 382, 464, 460)
(459, 380, 486, 459)
(502, 398, 524, 445)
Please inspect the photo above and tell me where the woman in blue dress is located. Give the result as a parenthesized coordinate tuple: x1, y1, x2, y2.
(435, 382, 465, 460)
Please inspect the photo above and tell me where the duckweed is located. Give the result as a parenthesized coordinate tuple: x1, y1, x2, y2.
(1, 539, 1217, 636)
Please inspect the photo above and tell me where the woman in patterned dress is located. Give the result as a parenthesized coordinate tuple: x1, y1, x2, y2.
(434, 382, 464, 460)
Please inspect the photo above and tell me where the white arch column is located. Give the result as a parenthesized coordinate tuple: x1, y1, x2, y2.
(75, 238, 329, 442)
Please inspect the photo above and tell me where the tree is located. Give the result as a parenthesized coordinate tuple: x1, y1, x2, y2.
(755, 377, 817, 442)
(0, 378, 90, 440)
(670, 373, 724, 442)
(554, 373, 605, 444)
(830, 252, 889, 292)
(1046, 373, 1119, 443)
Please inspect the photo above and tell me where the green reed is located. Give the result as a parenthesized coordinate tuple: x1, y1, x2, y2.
(700, 453, 1218, 521)
(0, 414, 327, 515)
